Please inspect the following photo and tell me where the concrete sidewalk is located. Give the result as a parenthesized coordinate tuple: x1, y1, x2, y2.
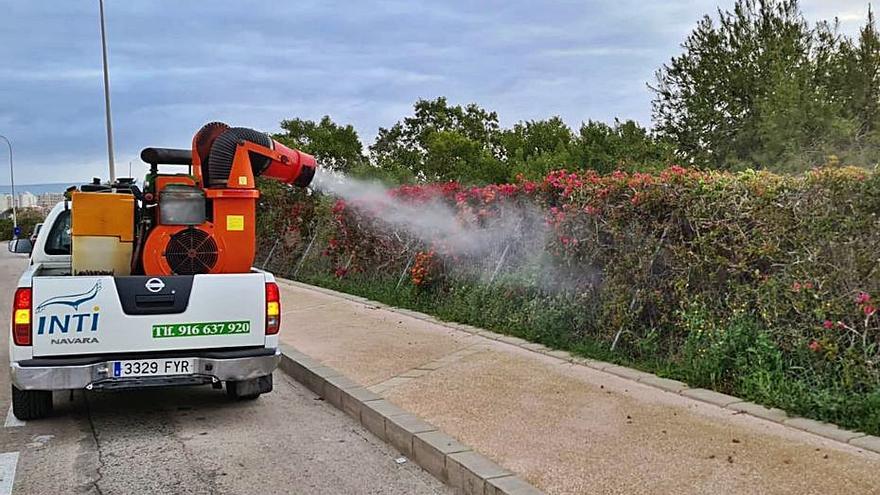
(277, 280, 880, 495)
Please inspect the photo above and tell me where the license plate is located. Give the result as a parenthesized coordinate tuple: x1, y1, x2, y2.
(111, 358, 196, 378)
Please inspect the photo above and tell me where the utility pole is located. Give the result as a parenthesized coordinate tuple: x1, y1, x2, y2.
(0, 135, 16, 235)
(99, 0, 116, 182)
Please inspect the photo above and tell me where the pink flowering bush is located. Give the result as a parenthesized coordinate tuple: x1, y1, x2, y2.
(258, 165, 880, 434)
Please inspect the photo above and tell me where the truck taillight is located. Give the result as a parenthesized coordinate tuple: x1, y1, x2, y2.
(266, 282, 280, 335)
(12, 288, 32, 346)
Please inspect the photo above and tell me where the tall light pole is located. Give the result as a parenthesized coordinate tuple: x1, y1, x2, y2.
(99, 0, 116, 182)
(0, 135, 16, 235)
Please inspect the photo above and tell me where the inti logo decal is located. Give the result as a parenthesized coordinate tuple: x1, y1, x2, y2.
(36, 282, 102, 338)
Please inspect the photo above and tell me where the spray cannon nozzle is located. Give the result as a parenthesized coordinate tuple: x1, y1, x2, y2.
(261, 139, 317, 188)
(191, 122, 317, 189)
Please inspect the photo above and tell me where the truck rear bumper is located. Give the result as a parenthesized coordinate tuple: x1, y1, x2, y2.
(10, 348, 280, 391)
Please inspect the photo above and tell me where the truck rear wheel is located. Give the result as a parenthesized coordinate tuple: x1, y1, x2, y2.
(226, 374, 272, 400)
(11, 385, 53, 420)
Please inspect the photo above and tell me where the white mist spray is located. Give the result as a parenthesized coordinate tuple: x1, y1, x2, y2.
(312, 171, 601, 292)
(310, 169, 597, 289)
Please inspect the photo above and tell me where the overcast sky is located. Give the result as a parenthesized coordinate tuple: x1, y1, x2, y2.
(0, 0, 873, 184)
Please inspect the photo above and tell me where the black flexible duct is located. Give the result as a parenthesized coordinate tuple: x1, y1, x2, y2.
(206, 127, 272, 187)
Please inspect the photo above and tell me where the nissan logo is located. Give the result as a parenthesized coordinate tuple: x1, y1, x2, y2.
(145, 278, 165, 293)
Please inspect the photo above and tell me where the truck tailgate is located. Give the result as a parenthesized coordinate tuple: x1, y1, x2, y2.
(31, 273, 266, 357)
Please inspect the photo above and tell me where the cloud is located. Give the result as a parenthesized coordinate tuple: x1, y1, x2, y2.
(0, 0, 872, 183)
(801, 0, 871, 30)
(0, 68, 104, 83)
(539, 47, 661, 58)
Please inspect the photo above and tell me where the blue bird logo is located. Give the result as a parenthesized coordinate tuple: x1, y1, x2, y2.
(35, 281, 102, 314)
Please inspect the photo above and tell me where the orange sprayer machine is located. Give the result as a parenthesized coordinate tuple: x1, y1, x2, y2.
(70, 122, 316, 276)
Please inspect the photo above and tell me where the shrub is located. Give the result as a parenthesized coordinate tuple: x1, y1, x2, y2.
(258, 165, 880, 434)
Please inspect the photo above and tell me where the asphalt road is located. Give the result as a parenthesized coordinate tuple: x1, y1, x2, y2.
(0, 248, 449, 495)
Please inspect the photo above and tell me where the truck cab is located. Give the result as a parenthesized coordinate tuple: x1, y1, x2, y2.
(9, 200, 281, 420)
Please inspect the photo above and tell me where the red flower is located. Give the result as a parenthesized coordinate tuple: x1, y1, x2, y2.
(822, 320, 834, 330)
(808, 340, 822, 352)
(856, 292, 871, 305)
(864, 305, 876, 316)
(499, 184, 518, 196)
(410, 251, 437, 287)
(667, 165, 686, 176)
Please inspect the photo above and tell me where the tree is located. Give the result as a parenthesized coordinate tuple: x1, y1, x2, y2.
(424, 131, 507, 183)
(500, 117, 574, 179)
(851, 8, 880, 132)
(501, 117, 573, 163)
(572, 120, 672, 174)
(274, 116, 365, 173)
(0, 208, 44, 241)
(370, 97, 504, 182)
(651, 0, 859, 171)
(841, 7, 880, 149)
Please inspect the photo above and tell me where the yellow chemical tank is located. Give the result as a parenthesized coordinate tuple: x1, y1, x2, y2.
(71, 192, 135, 275)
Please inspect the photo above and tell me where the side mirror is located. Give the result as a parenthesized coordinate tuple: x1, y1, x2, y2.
(11, 239, 33, 254)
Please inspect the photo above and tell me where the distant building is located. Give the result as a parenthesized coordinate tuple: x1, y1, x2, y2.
(18, 192, 37, 208)
(37, 192, 64, 210)
(0, 191, 64, 216)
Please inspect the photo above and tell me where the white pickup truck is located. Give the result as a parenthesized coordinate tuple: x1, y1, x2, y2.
(9, 200, 282, 419)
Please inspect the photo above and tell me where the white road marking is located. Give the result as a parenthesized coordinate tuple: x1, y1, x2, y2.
(0, 452, 19, 495)
(3, 408, 24, 428)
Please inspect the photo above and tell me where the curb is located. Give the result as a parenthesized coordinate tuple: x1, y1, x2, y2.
(279, 279, 880, 456)
(278, 343, 544, 495)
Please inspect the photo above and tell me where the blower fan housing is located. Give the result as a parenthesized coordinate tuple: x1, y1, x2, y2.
(143, 225, 225, 275)
(164, 227, 219, 275)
